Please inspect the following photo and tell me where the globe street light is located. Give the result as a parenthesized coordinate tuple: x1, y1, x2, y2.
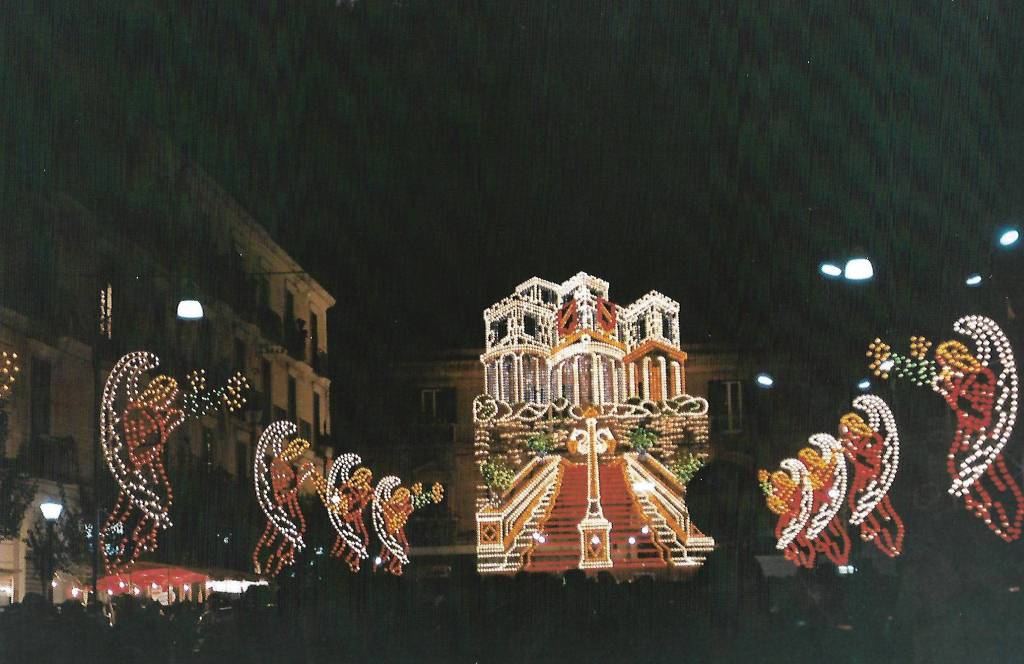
(755, 373, 775, 388)
(176, 298, 204, 321)
(998, 228, 1020, 247)
(40, 501, 62, 604)
(819, 262, 843, 278)
(843, 258, 874, 281)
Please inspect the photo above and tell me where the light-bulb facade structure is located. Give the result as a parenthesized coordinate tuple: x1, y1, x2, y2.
(475, 273, 714, 576)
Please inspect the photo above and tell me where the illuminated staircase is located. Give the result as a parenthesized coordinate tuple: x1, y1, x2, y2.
(523, 460, 667, 573)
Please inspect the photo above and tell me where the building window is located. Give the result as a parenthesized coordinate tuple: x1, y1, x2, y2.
(99, 283, 113, 339)
(709, 380, 744, 434)
(284, 290, 295, 324)
(523, 315, 536, 337)
(234, 338, 247, 373)
(235, 441, 248, 479)
(30, 357, 52, 439)
(261, 359, 273, 425)
(202, 426, 216, 467)
(287, 376, 297, 422)
(299, 419, 312, 442)
(312, 392, 321, 445)
(310, 311, 319, 354)
(420, 388, 456, 424)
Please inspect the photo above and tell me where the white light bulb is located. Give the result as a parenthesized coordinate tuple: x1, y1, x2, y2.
(965, 273, 983, 286)
(999, 229, 1020, 247)
(756, 373, 774, 388)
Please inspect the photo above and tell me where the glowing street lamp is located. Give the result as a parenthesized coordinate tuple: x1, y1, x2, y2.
(40, 501, 62, 604)
(843, 258, 874, 281)
(857, 378, 871, 391)
(755, 373, 775, 388)
(176, 299, 204, 321)
(998, 228, 1020, 247)
(965, 273, 983, 287)
(819, 262, 843, 278)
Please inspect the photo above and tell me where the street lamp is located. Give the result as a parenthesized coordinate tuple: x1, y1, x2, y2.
(998, 228, 1020, 248)
(40, 501, 62, 604)
(843, 258, 874, 281)
(755, 373, 775, 388)
(857, 378, 871, 391)
(176, 298, 204, 320)
(819, 262, 843, 278)
(965, 273, 983, 287)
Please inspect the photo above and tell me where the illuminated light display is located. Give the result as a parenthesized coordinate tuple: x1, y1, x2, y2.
(839, 396, 904, 557)
(318, 453, 374, 572)
(475, 274, 714, 575)
(99, 352, 183, 574)
(802, 434, 851, 566)
(0, 350, 20, 399)
(759, 459, 815, 568)
(182, 368, 251, 419)
(871, 315, 1022, 542)
(372, 476, 444, 576)
(252, 422, 317, 576)
(759, 394, 903, 567)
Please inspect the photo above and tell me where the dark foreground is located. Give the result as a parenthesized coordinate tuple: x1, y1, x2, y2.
(3, 548, 1024, 664)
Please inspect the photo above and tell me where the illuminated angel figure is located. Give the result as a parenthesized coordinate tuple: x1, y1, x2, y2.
(758, 459, 815, 569)
(99, 352, 182, 574)
(252, 422, 318, 576)
(839, 395, 904, 557)
(319, 454, 375, 572)
(800, 434, 850, 566)
(930, 316, 1023, 542)
(372, 478, 444, 576)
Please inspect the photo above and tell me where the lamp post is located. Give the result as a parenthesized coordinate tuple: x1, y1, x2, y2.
(39, 501, 62, 604)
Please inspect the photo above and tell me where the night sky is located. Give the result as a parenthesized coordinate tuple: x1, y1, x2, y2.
(5, 2, 1024, 418)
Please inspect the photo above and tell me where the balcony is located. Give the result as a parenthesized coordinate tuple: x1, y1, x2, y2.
(257, 306, 284, 346)
(20, 435, 79, 484)
(283, 318, 309, 363)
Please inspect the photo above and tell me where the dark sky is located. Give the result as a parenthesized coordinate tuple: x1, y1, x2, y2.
(5, 1, 1024, 382)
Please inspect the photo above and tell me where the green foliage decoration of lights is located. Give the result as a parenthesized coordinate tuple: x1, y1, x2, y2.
(481, 460, 515, 494)
(670, 452, 705, 486)
(526, 432, 554, 457)
(627, 426, 658, 455)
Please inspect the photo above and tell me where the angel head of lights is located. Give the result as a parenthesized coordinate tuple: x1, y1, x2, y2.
(869, 315, 1022, 542)
(99, 352, 184, 574)
(759, 394, 902, 569)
